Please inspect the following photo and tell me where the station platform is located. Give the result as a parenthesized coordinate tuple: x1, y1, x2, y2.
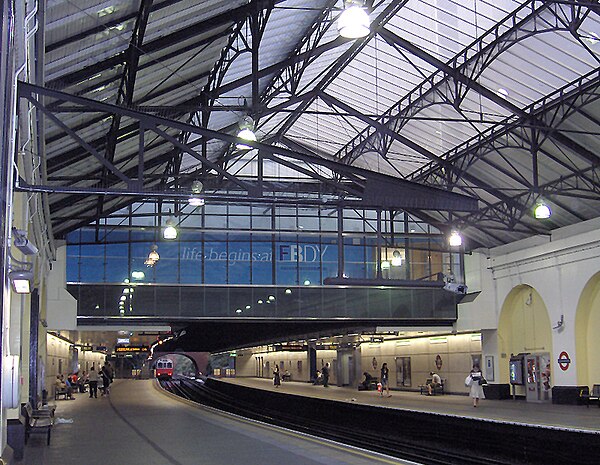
(19, 379, 414, 465)
(221, 377, 600, 433)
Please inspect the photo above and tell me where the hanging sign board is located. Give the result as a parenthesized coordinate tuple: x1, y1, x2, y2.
(115, 346, 149, 353)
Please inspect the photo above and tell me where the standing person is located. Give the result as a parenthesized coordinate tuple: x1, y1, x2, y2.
(273, 364, 281, 388)
(104, 361, 114, 383)
(88, 366, 99, 398)
(380, 363, 391, 397)
(322, 362, 330, 388)
(469, 364, 485, 407)
(100, 363, 111, 396)
(78, 371, 87, 393)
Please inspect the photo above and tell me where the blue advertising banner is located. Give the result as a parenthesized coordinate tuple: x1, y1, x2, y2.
(67, 231, 375, 286)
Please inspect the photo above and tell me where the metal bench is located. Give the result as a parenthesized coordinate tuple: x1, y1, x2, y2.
(54, 386, 68, 400)
(23, 403, 53, 445)
(581, 384, 600, 407)
(358, 377, 378, 391)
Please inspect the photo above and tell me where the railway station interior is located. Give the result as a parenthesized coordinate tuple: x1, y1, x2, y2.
(1, 0, 600, 464)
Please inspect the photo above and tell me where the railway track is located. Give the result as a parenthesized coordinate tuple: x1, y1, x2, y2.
(159, 378, 513, 465)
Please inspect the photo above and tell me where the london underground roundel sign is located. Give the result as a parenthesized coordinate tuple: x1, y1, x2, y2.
(558, 351, 571, 371)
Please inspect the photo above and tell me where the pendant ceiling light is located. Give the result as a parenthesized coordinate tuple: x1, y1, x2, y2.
(534, 200, 552, 219)
(236, 116, 257, 150)
(338, 0, 370, 39)
(147, 244, 159, 266)
(448, 230, 463, 247)
(391, 250, 403, 267)
(188, 180, 205, 207)
(163, 216, 177, 240)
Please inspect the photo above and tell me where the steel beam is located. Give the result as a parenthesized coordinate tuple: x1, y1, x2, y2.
(19, 81, 479, 213)
(46, 1, 279, 89)
(99, 0, 154, 219)
(273, 0, 410, 140)
(336, 0, 594, 165)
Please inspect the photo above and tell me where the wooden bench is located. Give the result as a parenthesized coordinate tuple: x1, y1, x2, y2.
(54, 386, 68, 400)
(420, 378, 445, 395)
(23, 403, 53, 445)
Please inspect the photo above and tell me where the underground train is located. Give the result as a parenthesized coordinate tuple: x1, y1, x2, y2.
(155, 358, 174, 379)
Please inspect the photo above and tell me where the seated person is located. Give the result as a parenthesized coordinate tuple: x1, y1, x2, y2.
(282, 370, 291, 381)
(427, 371, 442, 395)
(55, 375, 74, 399)
(360, 372, 374, 390)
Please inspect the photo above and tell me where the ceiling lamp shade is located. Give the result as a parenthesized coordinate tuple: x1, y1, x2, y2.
(448, 230, 463, 247)
(148, 244, 159, 262)
(236, 116, 257, 150)
(534, 200, 552, 219)
(163, 216, 177, 240)
(338, 2, 370, 39)
(391, 250, 403, 267)
(9, 270, 33, 294)
(188, 180, 205, 207)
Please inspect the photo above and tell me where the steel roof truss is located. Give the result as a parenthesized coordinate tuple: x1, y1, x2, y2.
(27, 96, 131, 185)
(411, 71, 600, 187)
(337, 1, 593, 165)
(99, 0, 154, 216)
(273, 0, 410, 141)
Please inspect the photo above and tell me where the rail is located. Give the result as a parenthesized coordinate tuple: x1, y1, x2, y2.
(158, 378, 533, 465)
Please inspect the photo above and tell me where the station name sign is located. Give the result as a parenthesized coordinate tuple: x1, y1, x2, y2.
(115, 345, 149, 353)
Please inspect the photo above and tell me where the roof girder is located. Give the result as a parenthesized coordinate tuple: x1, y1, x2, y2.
(336, 0, 595, 166)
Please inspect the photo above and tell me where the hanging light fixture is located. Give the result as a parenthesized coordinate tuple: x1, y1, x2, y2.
(448, 230, 463, 247)
(391, 250, 403, 267)
(163, 215, 177, 240)
(188, 180, 205, 207)
(236, 116, 257, 150)
(338, 0, 370, 39)
(148, 244, 159, 263)
(534, 199, 551, 219)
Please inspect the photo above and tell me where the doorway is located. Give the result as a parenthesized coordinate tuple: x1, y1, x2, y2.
(395, 357, 411, 387)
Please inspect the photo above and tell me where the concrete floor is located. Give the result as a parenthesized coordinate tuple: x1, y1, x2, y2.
(19, 379, 415, 465)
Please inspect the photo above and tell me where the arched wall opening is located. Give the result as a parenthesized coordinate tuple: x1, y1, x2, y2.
(151, 352, 207, 377)
(575, 272, 600, 387)
(497, 285, 552, 386)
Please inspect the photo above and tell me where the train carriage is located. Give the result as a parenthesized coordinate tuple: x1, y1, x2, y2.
(155, 358, 173, 379)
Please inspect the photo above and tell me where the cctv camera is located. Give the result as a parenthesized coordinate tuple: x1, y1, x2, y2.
(443, 282, 468, 295)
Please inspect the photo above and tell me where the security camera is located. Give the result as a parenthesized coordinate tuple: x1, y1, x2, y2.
(443, 282, 468, 294)
(13, 229, 38, 255)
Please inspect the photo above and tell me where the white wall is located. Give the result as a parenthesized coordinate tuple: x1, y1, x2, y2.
(236, 334, 481, 394)
(358, 333, 481, 394)
(45, 244, 77, 330)
(46, 333, 105, 395)
(236, 348, 312, 381)
(461, 218, 600, 386)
